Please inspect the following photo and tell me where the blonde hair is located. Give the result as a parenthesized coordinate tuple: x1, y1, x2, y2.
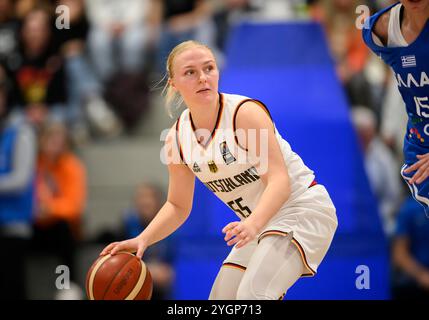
(161, 40, 216, 118)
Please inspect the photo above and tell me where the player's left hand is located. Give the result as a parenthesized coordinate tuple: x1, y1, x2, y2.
(404, 153, 429, 184)
(222, 220, 259, 249)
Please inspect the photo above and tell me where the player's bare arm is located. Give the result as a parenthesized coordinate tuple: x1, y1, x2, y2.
(101, 126, 195, 258)
(373, 11, 390, 46)
(223, 101, 291, 248)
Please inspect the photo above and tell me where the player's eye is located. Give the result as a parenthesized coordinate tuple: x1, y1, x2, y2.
(185, 70, 194, 76)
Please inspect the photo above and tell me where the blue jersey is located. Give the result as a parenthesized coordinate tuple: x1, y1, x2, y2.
(395, 196, 429, 269)
(362, 3, 429, 164)
(363, 4, 429, 215)
(0, 125, 34, 225)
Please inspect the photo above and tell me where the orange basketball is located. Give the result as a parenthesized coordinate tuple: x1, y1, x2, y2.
(86, 252, 153, 300)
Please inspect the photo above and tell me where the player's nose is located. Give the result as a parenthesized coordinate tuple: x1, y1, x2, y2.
(198, 71, 207, 83)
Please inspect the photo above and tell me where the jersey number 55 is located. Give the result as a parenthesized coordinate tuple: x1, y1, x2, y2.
(227, 197, 252, 218)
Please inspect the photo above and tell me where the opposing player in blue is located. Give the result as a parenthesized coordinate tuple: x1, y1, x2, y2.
(362, 0, 429, 215)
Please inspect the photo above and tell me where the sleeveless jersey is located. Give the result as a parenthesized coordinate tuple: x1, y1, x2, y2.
(175, 92, 315, 221)
(363, 3, 429, 164)
(387, 3, 408, 47)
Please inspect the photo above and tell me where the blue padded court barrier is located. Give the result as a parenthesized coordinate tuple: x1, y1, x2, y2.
(172, 22, 390, 300)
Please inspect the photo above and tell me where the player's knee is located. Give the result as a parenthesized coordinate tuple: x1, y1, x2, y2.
(209, 267, 243, 300)
(209, 287, 234, 300)
(236, 278, 274, 300)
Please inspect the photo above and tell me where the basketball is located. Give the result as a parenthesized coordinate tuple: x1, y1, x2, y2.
(86, 252, 153, 300)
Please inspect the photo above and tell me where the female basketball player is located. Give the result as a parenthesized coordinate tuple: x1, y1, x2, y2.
(362, 1, 429, 214)
(100, 41, 338, 300)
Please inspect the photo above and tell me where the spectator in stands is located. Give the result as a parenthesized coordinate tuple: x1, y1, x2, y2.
(309, 0, 376, 112)
(0, 65, 36, 300)
(85, 0, 158, 134)
(352, 106, 403, 237)
(32, 121, 86, 284)
(0, 0, 21, 73)
(211, 0, 256, 54)
(13, 5, 69, 129)
(15, 0, 39, 20)
(254, 0, 307, 20)
(392, 194, 429, 299)
(123, 183, 175, 299)
(97, 183, 175, 300)
(155, 0, 215, 74)
(85, 0, 156, 82)
(53, 0, 122, 141)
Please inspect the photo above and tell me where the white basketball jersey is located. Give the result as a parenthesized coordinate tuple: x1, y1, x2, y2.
(175, 93, 315, 220)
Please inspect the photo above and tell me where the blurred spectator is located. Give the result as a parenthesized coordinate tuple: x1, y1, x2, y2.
(85, 0, 155, 82)
(123, 183, 175, 300)
(252, 0, 307, 20)
(392, 195, 429, 299)
(97, 183, 175, 300)
(53, 0, 122, 141)
(309, 0, 377, 112)
(0, 65, 36, 300)
(15, 0, 40, 20)
(155, 0, 215, 74)
(0, 0, 21, 73)
(13, 5, 69, 129)
(211, 0, 309, 58)
(211, 0, 257, 53)
(103, 71, 151, 135)
(352, 106, 403, 237)
(85, 0, 157, 134)
(32, 121, 86, 284)
(373, 0, 398, 11)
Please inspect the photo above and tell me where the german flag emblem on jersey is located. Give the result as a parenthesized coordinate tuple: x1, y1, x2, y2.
(208, 160, 218, 173)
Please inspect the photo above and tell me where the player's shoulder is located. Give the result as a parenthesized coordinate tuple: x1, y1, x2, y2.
(363, 3, 398, 47)
(372, 10, 390, 46)
(236, 99, 263, 112)
(170, 108, 189, 130)
(227, 92, 270, 119)
(222, 92, 252, 106)
(167, 108, 191, 142)
(165, 115, 183, 145)
(235, 99, 272, 130)
(163, 119, 186, 166)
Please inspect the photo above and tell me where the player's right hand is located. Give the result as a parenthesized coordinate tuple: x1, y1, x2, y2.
(404, 153, 429, 184)
(100, 236, 147, 259)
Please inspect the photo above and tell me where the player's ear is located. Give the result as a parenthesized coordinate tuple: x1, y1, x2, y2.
(168, 78, 177, 91)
